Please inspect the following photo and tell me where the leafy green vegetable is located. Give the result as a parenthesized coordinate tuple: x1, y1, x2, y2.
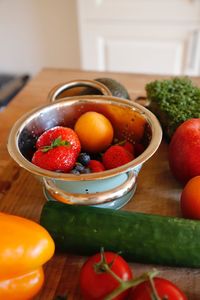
(145, 77, 200, 141)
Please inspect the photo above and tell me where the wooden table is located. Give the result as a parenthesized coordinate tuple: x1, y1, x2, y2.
(0, 68, 200, 299)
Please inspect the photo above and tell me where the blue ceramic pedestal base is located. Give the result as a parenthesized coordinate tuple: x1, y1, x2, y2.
(43, 183, 137, 210)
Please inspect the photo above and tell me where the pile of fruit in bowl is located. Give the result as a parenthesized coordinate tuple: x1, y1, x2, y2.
(31, 111, 146, 174)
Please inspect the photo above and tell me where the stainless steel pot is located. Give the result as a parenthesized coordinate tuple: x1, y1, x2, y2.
(7, 80, 162, 209)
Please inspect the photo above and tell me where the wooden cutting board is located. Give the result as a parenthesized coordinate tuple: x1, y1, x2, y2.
(0, 68, 199, 299)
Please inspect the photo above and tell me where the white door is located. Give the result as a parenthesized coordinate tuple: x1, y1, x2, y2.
(77, 0, 200, 75)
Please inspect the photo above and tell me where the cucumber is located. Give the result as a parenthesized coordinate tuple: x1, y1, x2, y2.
(40, 201, 200, 268)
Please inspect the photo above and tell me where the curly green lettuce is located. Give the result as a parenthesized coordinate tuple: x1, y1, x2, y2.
(145, 77, 200, 141)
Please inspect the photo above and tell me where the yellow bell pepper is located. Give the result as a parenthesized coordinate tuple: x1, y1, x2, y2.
(0, 267, 44, 300)
(0, 212, 55, 299)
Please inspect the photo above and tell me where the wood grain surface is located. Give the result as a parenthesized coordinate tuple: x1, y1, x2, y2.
(0, 68, 200, 299)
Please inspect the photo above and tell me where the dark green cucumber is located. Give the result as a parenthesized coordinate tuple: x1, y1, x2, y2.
(40, 201, 200, 268)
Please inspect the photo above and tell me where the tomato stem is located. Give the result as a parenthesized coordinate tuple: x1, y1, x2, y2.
(149, 274, 162, 300)
(104, 269, 159, 300)
(103, 263, 123, 284)
(94, 248, 123, 283)
(93, 249, 160, 300)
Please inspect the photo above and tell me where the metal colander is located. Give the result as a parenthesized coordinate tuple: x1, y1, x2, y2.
(7, 80, 162, 209)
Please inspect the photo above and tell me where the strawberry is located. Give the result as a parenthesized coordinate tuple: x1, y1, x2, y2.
(32, 136, 77, 172)
(36, 126, 81, 156)
(102, 145, 134, 170)
(87, 160, 105, 173)
(122, 141, 135, 155)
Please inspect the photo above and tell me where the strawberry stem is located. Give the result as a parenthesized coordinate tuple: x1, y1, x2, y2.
(41, 136, 70, 152)
(116, 140, 126, 146)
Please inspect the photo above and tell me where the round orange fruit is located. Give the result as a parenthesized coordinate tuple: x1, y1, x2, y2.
(74, 111, 114, 153)
(180, 176, 200, 220)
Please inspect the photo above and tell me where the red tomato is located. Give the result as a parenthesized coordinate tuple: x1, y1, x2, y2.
(130, 277, 187, 300)
(79, 251, 133, 300)
(180, 176, 200, 220)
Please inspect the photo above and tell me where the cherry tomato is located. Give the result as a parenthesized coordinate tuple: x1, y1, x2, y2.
(129, 277, 187, 300)
(180, 176, 200, 220)
(79, 251, 133, 300)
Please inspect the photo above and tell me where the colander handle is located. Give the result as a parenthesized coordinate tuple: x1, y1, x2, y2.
(43, 171, 136, 205)
(48, 79, 112, 102)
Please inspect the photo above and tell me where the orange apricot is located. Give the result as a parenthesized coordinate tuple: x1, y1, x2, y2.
(74, 111, 114, 153)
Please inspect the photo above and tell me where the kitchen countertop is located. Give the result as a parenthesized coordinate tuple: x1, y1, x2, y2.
(0, 68, 200, 299)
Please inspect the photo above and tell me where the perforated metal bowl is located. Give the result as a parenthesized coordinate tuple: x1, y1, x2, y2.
(8, 80, 162, 209)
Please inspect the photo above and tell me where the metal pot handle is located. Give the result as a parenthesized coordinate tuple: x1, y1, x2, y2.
(48, 79, 112, 102)
(43, 171, 136, 205)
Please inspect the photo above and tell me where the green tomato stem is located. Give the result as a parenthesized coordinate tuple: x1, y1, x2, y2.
(94, 249, 124, 283)
(103, 263, 123, 283)
(104, 270, 159, 300)
(149, 274, 162, 300)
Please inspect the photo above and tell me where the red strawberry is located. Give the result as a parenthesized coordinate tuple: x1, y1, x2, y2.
(32, 138, 76, 172)
(87, 160, 105, 172)
(102, 145, 134, 170)
(36, 126, 81, 156)
(122, 141, 135, 155)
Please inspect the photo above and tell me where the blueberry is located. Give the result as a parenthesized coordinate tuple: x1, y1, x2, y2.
(82, 167, 91, 174)
(78, 153, 91, 166)
(74, 163, 85, 173)
(70, 169, 80, 175)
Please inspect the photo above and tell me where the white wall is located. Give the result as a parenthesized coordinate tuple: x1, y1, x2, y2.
(0, 0, 80, 76)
